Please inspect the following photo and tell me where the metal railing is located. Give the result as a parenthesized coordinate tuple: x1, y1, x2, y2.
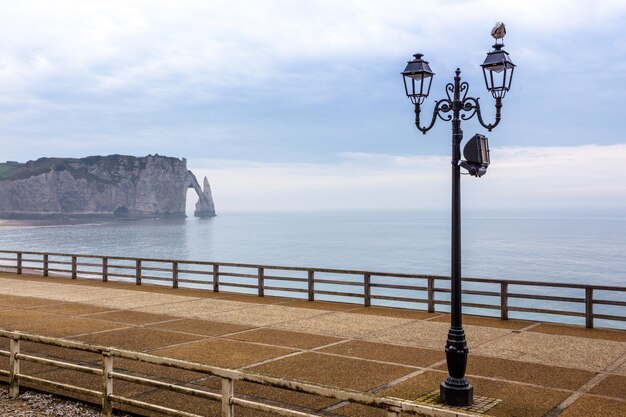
(0, 329, 468, 417)
(0, 250, 625, 329)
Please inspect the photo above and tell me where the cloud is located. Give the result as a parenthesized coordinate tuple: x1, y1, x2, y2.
(0, 1, 625, 165)
(187, 144, 626, 212)
(1, 1, 624, 98)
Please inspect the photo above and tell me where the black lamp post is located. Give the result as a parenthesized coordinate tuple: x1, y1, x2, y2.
(401, 25, 515, 407)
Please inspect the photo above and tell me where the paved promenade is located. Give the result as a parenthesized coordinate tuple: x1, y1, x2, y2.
(0, 272, 624, 416)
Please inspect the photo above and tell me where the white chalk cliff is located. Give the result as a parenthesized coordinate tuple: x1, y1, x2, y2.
(0, 154, 216, 219)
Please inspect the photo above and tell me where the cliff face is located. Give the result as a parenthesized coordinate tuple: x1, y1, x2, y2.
(0, 155, 216, 219)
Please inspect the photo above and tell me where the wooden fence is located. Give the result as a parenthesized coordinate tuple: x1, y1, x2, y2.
(0, 250, 625, 329)
(0, 329, 469, 417)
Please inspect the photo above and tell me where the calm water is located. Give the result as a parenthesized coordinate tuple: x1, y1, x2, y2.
(1, 209, 625, 327)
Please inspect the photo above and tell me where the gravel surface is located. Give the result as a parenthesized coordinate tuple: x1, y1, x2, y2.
(0, 386, 132, 417)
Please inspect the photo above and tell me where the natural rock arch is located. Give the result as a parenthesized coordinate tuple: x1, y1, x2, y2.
(187, 171, 215, 217)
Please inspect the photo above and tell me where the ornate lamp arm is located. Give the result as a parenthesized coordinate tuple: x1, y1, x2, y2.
(414, 99, 453, 134)
(461, 97, 502, 132)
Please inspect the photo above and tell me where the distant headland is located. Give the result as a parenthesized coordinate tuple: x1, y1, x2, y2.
(0, 154, 215, 221)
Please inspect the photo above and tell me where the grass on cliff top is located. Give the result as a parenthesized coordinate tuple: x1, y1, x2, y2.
(0, 156, 144, 183)
(0, 155, 181, 183)
(0, 162, 17, 181)
(0, 163, 16, 178)
(0, 160, 60, 181)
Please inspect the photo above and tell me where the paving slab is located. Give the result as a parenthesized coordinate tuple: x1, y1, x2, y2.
(21, 289, 133, 303)
(135, 298, 249, 317)
(273, 311, 413, 338)
(441, 355, 597, 390)
(319, 340, 444, 368)
(377, 369, 445, 399)
(0, 282, 69, 290)
(474, 331, 626, 371)
(152, 338, 295, 368)
(126, 285, 226, 298)
(71, 327, 204, 351)
(0, 309, 73, 326)
(250, 352, 413, 391)
(87, 310, 176, 325)
(367, 321, 511, 349)
(148, 318, 253, 337)
(21, 341, 101, 364)
(190, 378, 338, 411)
(430, 313, 534, 330)
(111, 357, 207, 383)
(558, 395, 626, 417)
(279, 299, 360, 311)
(88, 293, 197, 309)
(589, 374, 626, 399)
(199, 304, 329, 327)
(134, 389, 276, 417)
(531, 322, 626, 342)
(468, 377, 570, 417)
(33, 302, 115, 316)
(218, 294, 291, 304)
(36, 367, 149, 398)
(0, 284, 117, 301)
(378, 370, 569, 417)
(0, 280, 61, 291)
(347, 306, 437, 320)
(0, 295, 61, 308)
(13, 316, 126, 338)
(233, 379, 340, 411)
(226, 329, 343, 349)
(0, 310, 126, 337)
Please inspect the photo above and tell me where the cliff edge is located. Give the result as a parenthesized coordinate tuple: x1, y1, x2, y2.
(0, 154, 216, 219)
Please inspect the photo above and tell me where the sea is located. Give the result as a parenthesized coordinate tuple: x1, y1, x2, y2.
(1, 209, 625, 328)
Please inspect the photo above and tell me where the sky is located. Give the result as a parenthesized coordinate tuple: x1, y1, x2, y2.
(1, 0, 625, 212)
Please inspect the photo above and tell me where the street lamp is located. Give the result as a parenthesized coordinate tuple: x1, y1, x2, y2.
(401, 23, 515, 407)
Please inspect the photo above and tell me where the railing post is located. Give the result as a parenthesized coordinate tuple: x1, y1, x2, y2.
(102, 258, 108, 282)
(364, 273, 371, 307)
(427, 277, 435, 313)
(9, 337, 20, 399)
(43, 254, 49, 277)
(101, 352, 113, 417)
(172, 261, 179, 289)
(258, 267, 264, 297)
(16, 252, 22, 275)
(585, 288, 594, 329)
(221, 378, 234, 417)
(307, 270, 315, 301)
(135, 259, 142, 285)
(500, 282, 509, 320)
(213, 264, 220, 293)
(71, 256, 77, 279)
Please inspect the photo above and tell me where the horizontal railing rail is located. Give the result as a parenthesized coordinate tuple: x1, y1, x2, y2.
(0, 329, 467, 417)
(0, 250, 625, 329)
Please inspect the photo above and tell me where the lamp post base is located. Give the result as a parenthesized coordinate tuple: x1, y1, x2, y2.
(440, 380, 474, 407)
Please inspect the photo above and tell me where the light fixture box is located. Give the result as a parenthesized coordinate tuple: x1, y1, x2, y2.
(463, 134, 490, 166)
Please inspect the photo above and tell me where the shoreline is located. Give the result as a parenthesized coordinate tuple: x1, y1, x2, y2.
(0, 213, 193, 227)
(0, 218, 142, 227)
(0, 219, 94, 227)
